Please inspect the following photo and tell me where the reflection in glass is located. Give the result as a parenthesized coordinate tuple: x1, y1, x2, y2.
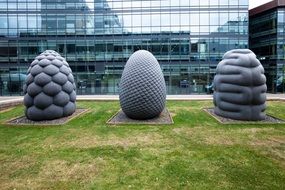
(0, 0, 249, 95)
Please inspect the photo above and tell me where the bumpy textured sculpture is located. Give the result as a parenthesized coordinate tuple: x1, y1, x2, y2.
(119, 50, 166, 120)
(23, 50, 76, 121)
(213, 49, 267, 121)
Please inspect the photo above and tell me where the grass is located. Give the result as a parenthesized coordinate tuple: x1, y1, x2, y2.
(0, 100, 284, 189)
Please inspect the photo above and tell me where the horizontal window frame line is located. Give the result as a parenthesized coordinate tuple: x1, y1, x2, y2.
(0, 61, 221, 68)
(0, 34, 248, 41)
(0, 7, 248, 14)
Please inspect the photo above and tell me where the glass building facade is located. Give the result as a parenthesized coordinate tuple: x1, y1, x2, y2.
(249, 0, 285, 93)
(0, 0, 248, 95)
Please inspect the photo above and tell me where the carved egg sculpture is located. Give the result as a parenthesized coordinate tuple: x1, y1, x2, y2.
(213, 49, 267, 121)
(119, 50, 166, 120)
(23, 50, 76, 121)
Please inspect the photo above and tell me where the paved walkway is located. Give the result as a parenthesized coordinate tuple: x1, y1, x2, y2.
(76, 95, 214, 101)
(0, 96, 23, 104)
(0, 94, 285, 103)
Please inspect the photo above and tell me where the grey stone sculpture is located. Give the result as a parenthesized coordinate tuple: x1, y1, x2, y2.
(119, 50, 166, 120)
(23, 50, 76, 121)
(213, 49, 267, 121)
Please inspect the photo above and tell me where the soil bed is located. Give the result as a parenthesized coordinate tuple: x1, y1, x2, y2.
(205, 108, 284, 124)
(6, 108, 89, 126)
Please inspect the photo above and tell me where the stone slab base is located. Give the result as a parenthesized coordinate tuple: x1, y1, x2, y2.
(5, 108, 89, 126)
(107, 108, 173, 125)
(204, 108, 284, 124)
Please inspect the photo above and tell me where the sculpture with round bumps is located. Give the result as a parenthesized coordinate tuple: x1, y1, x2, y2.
(23, 50, 76, 121)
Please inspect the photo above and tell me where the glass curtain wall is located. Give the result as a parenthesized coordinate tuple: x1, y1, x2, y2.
(0, 0, 248, 95)
(250, 7, 285, 93)
(277, 8, 285, 92)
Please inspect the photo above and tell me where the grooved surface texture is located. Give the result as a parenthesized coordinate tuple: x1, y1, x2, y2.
(23, 50, 76, 121)
(119, 50, 166, 120)
(213, 49, 267, 121)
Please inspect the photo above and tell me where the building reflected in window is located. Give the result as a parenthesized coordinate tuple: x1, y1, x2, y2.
(0, 0, 249, 95)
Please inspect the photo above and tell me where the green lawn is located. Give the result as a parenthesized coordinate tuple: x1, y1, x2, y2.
(0, 101, 285, 190)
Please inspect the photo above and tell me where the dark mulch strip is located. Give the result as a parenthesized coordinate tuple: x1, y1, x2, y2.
(0, 107, 14, 114)
(204, 108, 284, 124)
(107, 108, 173, 125)
(0, 100, 22, 111)
(5, 108, 89, 126)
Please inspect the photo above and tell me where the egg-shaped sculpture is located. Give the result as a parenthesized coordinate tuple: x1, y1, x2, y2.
(213, 49, 267, 121)
(119, 50, 166, 120)
(23, 50, 76, 121)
